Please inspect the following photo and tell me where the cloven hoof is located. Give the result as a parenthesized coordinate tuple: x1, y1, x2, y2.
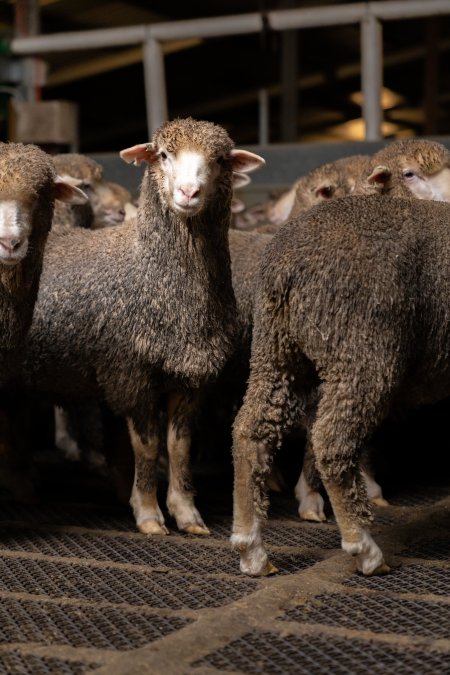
(359, 562, 392, 576)
(138, 520, 170, 535)
(299, 509, 327, 523)
(184, 524, 211, 536)
(371, 497, 390, 507)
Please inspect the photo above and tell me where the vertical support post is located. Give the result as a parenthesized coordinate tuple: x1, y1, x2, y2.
(258, 88, 269, 144)
(15, 0, 41, 102)
(424, 18, 438, 135)
(360, 12, 383, 141)
(143, 36, 168, 138)
(280, 28, 298, 142)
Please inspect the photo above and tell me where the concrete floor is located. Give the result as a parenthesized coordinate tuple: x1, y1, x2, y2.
(0, 447, 449, 675)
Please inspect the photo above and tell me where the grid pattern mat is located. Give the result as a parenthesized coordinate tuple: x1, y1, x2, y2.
(0, 651, 98, 675)
(193, 630, 450, 674)
(0, 596, 191, 650)
(0, 476, 449, 673)
(281, 592, 450, 638)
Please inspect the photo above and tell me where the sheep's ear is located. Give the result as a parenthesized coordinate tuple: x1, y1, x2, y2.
(367, 165, 392, 186)
(230, 149, 265, 174)
(314, 183, 335, 199)
(268, 187, 297, 223)
(233, 171, 251, 189)
(231, 197, 246, 214)
(52, 176, 89, 204)
(120, 143, 158, 166)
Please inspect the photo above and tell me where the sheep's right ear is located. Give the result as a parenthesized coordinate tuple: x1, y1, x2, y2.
(233, 172, 251, 189)
(120, 143, 158, 166)
(52, 176, 89, 204)
(230, 149, 265, 174)
(367, 165, 392, 187)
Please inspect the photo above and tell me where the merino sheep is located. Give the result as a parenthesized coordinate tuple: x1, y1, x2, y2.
(0, 142, 86, 384)
(52, 153, 133, 230)
(296, 138, 450, 522)
(234, 154, 371, 234)
(231, 190, 450, 577)
(19, 117, 264, 535)
(0, 142, 86, 499)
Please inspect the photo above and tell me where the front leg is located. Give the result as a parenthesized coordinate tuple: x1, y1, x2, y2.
(166, 391, 209, 535)
(127, 417, 169, 535)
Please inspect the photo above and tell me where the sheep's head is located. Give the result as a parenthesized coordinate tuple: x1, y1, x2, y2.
(89, 181, 131, 228)
(0, 143, 87, 266)
(290, 155, 371, 219)
(359, 140, 450, 201)
(120, 117, 265, 219)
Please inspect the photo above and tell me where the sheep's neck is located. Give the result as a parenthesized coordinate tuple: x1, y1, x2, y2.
(132, 171, 238, 386)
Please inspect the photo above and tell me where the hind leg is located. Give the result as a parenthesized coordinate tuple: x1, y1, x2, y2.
(232, 363, 302, 576)
(312, 375, 392, 575)
(295, 436, 326, 522)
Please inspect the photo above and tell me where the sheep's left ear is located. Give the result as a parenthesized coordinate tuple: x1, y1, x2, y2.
(52, 176, 89, 204)
(230, 149, 265, 174)
(120, 142, 158, 166)
(367, 165, 392, 187)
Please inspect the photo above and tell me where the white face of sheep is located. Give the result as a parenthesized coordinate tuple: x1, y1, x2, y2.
(0, 177, 87, 267)
(120, 142, 265, 220)
(401, 165, 450, 202)
(365, 164, 450, 202)
(160, 148, 219, 216)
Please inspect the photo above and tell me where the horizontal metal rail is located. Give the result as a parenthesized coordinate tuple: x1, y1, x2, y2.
(9, 0, 450, 141)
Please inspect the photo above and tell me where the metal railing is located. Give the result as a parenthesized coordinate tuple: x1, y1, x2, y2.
(9, 0, 450, 142)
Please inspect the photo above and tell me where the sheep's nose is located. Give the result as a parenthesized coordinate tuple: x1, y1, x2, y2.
(179, 184, 200, 200)
(0, 237, 22, 253)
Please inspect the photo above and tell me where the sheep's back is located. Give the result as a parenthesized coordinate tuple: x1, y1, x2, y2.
(255, 195, 450, 402)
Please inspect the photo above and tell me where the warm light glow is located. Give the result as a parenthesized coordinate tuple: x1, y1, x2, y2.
(301, 118, 412, 143)
(350, 87, 406, 110)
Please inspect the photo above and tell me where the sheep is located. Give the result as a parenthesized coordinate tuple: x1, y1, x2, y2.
(231, 188, 450, 577)
(18, 117, 265, 535)
(0, 142, 86, 500)
(0, 142, 86, 385)
(355, 138, 450, 201)
(296, 138, 450, 522)
(52, 153, 133, 230)
(233, 154, 371, 235)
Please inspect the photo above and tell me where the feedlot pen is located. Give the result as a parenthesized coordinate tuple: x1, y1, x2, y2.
(1, 141, 450, 675)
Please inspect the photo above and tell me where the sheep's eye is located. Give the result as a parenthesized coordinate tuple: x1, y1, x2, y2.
(80, 182, 91, 192)
(160, 151, 167, 160)
(403, 170, 415, 179)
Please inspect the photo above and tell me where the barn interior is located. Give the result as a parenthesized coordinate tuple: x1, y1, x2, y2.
(0, 2, 449, 674)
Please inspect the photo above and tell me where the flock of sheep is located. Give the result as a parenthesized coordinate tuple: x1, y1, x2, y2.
(0, 116, 449, 579)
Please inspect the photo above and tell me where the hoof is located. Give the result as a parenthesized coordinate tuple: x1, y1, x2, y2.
(184, 524, 210, 536)
(372, 497, 390, 507)
(299, 509, 327, 523)
(369, 562, 392, 575)
(138, 519, 170, 535)
(241, 558, 279, 577)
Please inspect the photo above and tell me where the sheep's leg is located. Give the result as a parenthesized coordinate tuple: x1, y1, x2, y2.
(361, 445, 389, 507)
(232, 365, 300, 576)
(127, 417, 168, 535)
(166, 391, 209, 535)
(295, 438, 326, 522)
(312, 378, 391, 576)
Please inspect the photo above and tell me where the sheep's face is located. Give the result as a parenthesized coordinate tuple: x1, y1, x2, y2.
(0, 199, 34, 266)
(157, 147, 221, 218)
(90, 182, 130, 228)
(398, 163, 450, 202)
